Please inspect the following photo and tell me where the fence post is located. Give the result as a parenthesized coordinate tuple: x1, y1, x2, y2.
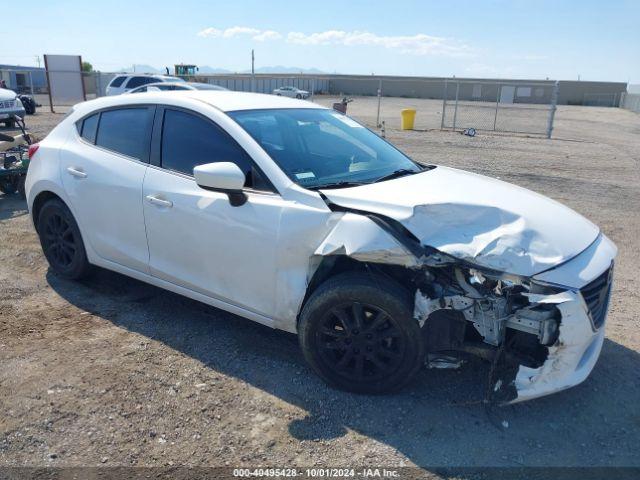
(493, 84, 500, 131)
(452, 81, 460, 130)
(440, 79, 447, 130)
(28, 71, 34, 96)
(376, 79, 382, 128)
(546, 81, 559, 139)
(311, 78, 315, 102)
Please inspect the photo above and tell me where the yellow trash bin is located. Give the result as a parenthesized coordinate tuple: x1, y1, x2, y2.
(401, 109, 416, 130)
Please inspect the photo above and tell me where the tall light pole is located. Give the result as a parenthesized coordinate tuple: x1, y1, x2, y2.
(251, 49, 256, 92)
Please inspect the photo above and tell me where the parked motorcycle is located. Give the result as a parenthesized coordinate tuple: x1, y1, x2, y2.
(0, 116, 34, 198)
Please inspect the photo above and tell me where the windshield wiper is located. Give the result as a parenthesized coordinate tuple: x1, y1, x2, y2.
(373, 168, 419, 184)
(310, 180, 368, 190)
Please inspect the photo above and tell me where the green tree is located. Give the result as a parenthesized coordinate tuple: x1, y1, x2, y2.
(81, 61, 93, 72)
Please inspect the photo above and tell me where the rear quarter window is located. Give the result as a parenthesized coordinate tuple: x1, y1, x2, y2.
(109, 76, 126, 88)
(78, 113, 99, 143)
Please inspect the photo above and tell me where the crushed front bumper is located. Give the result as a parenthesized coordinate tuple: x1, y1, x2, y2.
(508, 290, 607, 403)
(506, 234, 616, 403)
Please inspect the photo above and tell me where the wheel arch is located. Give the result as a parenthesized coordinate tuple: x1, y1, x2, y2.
(31, 190, 65, 233)
(297, 254, 419, 329)
(294, 211, 423, 329)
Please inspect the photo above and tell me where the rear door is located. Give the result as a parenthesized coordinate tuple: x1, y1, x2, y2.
(60, 106, 154, 272)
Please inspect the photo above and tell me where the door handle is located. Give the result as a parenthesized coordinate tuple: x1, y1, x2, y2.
(145, 195, 173, 208)
(67, 167, 87, 178)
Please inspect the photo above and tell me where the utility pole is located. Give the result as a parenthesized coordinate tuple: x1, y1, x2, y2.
(251, 49, 256, 92)
(35, 55, 41, 68)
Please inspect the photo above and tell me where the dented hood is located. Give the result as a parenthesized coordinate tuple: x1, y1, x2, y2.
(321, 166, 599, 277)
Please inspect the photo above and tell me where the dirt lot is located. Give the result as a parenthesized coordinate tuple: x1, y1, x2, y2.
(1, 98, 639, 473)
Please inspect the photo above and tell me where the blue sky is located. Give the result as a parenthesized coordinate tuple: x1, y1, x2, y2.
(3, 0, 638, 82)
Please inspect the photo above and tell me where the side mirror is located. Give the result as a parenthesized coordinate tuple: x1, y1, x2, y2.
(194, 162, 247, 206)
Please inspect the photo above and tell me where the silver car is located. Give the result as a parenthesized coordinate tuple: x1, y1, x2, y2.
(273, 86, 309, 99)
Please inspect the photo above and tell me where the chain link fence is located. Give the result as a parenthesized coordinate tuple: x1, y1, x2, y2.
(195, 74, 330, 97)
(0, 68, 333, 112)
(4, 67, 630, 137)
(440, 80, 559, 137)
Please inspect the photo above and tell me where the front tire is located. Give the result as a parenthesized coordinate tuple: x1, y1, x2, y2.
(37, 198, 91, 280)
(299, 273, 425, 394)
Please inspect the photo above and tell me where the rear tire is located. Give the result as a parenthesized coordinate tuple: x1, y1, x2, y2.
(37, 198, 91, 280)
(299, 272, 425, 394)
(296, 94, 302, 99)
(20, 97, 36, 115)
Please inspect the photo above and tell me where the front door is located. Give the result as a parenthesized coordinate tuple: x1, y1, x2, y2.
(142, 107, 285, 317)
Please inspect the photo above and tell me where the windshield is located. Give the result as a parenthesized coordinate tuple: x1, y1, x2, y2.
(228, 108, 424, 189)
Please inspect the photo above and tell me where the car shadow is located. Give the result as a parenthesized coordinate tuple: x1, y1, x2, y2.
(47, 267, 640, 472)
(0, 194, 28, 221)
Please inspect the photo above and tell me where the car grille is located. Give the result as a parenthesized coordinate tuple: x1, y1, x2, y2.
(580, 264, 613, 330)
(0, 99, 16, 109)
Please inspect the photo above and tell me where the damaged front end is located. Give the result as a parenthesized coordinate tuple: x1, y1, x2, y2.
(311, 201, 616, 403)
(413, 260, 612, 403)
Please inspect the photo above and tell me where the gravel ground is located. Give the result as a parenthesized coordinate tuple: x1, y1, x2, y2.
(1, 98, 639, 473)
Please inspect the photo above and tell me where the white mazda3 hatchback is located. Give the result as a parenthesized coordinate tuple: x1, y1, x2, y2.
(25, 91, 616, 403)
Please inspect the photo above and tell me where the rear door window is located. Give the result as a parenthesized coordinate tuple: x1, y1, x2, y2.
(95, 108, 153, 161)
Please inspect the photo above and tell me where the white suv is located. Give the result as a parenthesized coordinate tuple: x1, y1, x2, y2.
(25, 91, 616, 402)
(0, 87, 26, 127)
(105, 74, 184, 96)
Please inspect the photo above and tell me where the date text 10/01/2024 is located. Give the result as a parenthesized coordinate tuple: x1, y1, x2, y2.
(233, 468, 400, 478)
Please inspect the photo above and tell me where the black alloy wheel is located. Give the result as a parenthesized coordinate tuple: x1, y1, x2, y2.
(299, 272, 425, 394)
(37, 199, 91, 279)
(42, 211, 77, 269)
(315, 302, 405, 383)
